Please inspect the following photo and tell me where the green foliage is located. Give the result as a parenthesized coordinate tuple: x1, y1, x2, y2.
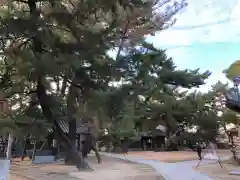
(221, 109, 239, 125)
(93, 45, 214, 140)
(0, 0, 221, 145)
(223, 60, 240, 81)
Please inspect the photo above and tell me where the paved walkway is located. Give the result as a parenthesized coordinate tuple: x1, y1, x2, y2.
(101, 153, 230, 180)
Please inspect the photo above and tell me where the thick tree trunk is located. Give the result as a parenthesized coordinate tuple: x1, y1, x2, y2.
(36, 77, 90, 170)
(26, 0, 90, 170)
(65, 81, 78, 164)
(21, 135, 29, 161)
(60, 76, 67, 96)
(92, 143, 101, 163)
(65, 120, 77, 164)
(82, 133, 101, 163)
(31, 140, 37, 162)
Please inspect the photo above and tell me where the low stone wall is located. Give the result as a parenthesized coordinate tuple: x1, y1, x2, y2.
(32, 155, 56, 164)
(27, 150, 56, 164)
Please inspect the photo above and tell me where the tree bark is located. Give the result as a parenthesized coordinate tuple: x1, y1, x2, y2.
(31, 140, 37, 162)
(65, 120, 77, 164)
(21, 135, 29, 161)
(65, 80, 78, 164)
(36, 77, 90, 170)
(26, 0, 90, 171)
(82, 133, 101, 163)
(60, 75, 68, 96)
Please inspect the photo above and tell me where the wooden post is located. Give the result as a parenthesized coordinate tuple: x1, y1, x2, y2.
(0, 99, 9, 118)
(0, 90, 9, 118)
(238, 125, 240, 138)
(21, 138, 27, 161)
(237, 115, 240, 138)
(31, 140, 37, 162)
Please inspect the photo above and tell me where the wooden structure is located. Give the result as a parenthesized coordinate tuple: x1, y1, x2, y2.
(129, 129, 166, 151)
(17, 119, 90, 163)
(48, 119, 89, 152)
(152, 129, 166, 150)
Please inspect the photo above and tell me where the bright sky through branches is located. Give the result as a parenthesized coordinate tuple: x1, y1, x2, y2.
(147, 0, 240, 92)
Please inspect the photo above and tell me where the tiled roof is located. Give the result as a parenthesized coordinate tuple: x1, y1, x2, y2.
(48, 119, 89, 134)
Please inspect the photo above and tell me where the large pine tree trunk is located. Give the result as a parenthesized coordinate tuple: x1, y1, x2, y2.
(20, 140, 26, 161)
(26, 0, 90, 170)
(65, 81, 79, 164)
(36, 77, 90, 170)
(60, 76, 68, 96)
(21, 135, 29, 161)
(65, 120, 77, 164)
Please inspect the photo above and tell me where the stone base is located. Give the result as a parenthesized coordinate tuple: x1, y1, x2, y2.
(32, 155, 56, 164)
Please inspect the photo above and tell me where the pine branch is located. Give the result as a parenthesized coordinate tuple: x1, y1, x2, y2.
(59, 74, 83, 91)
(115, 20, 130, 62)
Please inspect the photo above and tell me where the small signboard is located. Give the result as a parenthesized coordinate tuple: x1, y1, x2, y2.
(233, 76, 240, 85)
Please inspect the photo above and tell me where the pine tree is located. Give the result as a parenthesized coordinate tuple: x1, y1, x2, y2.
(116, 43, 210, 130)
(0, 0, 188, 169)
(85, 43, 214, 150)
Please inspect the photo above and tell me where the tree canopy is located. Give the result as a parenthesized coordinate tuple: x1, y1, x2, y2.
(0, 0, 234, 170)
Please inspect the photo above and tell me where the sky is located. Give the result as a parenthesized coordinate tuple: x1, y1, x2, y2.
(147, 0, 240, 92)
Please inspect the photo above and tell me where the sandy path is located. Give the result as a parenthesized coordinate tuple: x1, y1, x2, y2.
(70, 155, 164, 180)
(9, 173, 30, 180)
(195, 161, 240, 180)
(127, 150, 231, 162)
(10, 155, 164, 180)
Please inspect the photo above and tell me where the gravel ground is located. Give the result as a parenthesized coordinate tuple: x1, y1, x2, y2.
(69, 155, 164, 180)
(10, 155, 165, 180)
(195, 159, 240, 180)
(126, 150, 231, 162)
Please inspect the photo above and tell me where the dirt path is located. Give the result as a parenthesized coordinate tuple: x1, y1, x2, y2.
(195, 159, 240, 180)
(9, 173, 29, 180)
(127, 150, 231, 162)
(70, 155, 164, 180)
(10, 155, 164, 180)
